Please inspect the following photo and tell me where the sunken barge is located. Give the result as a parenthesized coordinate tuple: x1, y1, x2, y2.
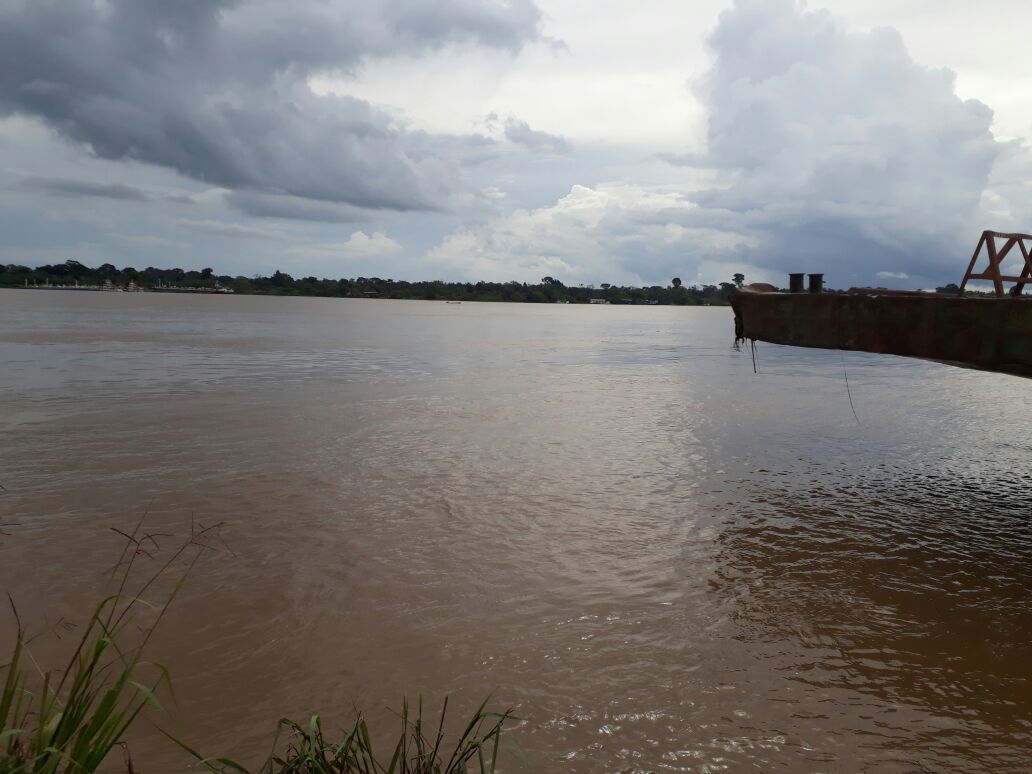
(730, 231, 1032, 379)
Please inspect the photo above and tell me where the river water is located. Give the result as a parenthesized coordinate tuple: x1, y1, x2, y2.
(1, 289, 1030, 773)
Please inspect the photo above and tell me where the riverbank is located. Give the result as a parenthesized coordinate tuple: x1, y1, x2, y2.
(0, 261, 735, 305)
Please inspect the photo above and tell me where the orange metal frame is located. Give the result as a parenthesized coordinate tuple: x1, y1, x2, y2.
(960, 230, 1032, 296)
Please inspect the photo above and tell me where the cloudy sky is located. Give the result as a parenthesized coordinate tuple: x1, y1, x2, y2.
(2, 0, 1031, 289)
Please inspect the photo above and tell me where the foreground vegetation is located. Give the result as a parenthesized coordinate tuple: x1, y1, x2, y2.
(1, 522, 517, 774)
(0, 260, 742, 305)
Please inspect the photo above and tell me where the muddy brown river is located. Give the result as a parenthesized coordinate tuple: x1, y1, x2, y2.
(1, 289, 1030, 772)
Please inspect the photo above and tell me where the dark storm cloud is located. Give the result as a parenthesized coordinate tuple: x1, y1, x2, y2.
(680, 0, 1002, 286)
(503, 118, 572, 154)
(226, 191, 371, 223)
(0, 0, 543, 216)
(172, 217, 288, 240)
(17, 176, 152, 201)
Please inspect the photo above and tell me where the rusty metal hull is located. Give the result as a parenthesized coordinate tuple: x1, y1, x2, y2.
(730, 291, 1032, 378)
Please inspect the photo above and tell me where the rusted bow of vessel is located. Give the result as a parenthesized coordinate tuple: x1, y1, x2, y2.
(732, 231, 1032, 378)
(731, 284, 1032, 379)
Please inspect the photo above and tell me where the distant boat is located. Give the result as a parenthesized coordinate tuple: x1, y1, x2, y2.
(152, 280, 234, 294)
(446, 300, 462, 304)
(589, 298, 610, 305)
(555, 300, 570, 304)
(22, 278, 104, 291)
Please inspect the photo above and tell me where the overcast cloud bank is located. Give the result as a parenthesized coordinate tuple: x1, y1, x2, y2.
(428, 0, 1008, 287)
(689, 0, 1002, 286)
(0, 0, 544, 218)
(1, 0, 1029, 287)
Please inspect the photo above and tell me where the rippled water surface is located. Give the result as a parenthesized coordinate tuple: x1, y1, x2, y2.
(1, 289, 1031, 772)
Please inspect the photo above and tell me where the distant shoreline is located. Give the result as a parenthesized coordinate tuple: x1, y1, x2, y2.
(2, 261, 739, 306)
(6, 283, 734, 306)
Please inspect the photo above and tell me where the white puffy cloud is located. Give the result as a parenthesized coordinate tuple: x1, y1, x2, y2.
(679, 0, 1002, 287)
(424, 183, 756, 284)
(420, 0, 1012, 288)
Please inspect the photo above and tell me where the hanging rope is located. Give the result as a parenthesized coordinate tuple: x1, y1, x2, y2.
(842, 353, 860, 424)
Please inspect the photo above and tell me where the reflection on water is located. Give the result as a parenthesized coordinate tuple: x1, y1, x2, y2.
(709, 460, 1032, 771)
(0, 289, 1030, 772)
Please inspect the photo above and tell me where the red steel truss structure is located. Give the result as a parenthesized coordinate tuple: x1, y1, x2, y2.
(960, 230, 1032, 297)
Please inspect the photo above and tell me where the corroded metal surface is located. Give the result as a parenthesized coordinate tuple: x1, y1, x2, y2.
(731, 290, 1032, 378)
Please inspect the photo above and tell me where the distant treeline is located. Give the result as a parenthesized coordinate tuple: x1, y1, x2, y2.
(1, 260, 748, 305)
